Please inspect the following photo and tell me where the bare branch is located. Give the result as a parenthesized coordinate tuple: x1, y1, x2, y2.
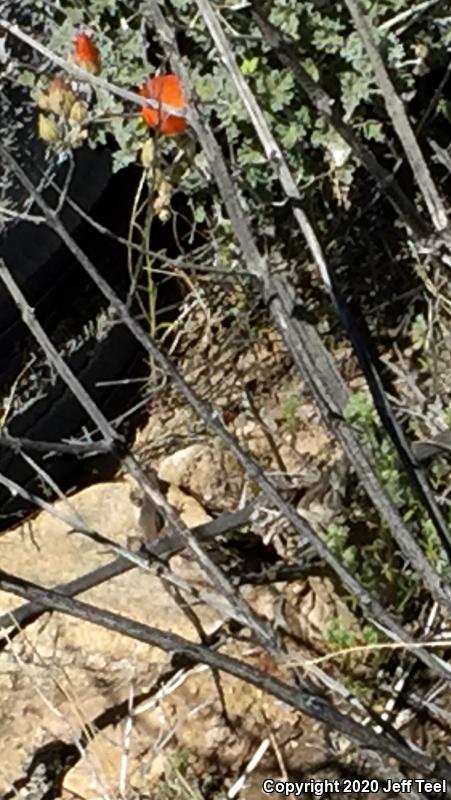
(140, 5, 451, 678)
(0, 17, 187, 121)
(0, 432, 110, 457)
(249, 2, 432, 243)
(193, 0, 451, 571)
(1, 567, 450, 779)
(343, 0, 450, 237)
(2, 66, 449, 683)
(0, 180, 278, 652)
(0, 500, 259, 646)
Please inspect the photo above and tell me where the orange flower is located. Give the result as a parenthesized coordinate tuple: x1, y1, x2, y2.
(72, 32, 101, 75)
(139, 73, 187, 136)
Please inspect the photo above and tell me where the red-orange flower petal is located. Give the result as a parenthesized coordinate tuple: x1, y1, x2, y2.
(73, 32, 101, 75)
(139, 73, 187, 136)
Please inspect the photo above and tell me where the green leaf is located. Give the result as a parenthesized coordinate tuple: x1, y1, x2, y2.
(240, 57, 259, 76)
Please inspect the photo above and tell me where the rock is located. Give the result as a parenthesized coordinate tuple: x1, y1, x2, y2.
(158, 444, 243, 506)
(0, 480, 223, 795)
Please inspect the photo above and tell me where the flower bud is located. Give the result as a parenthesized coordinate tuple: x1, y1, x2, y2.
(72, 32, 101, 75)
(38, 114, 61, 143)
(140, 139, 155, 168)
(69, 100, 88, 124)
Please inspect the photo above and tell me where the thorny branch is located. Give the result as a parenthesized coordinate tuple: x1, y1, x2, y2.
(249, 1, 433, 244)
(2, 139, 450, 681)
(193, 0, 451, 606)
(0, 500, 259, 647)
(1, 567, 451, 780)
(145, 5, 451, 676)
(0, 250, 279, 652)
(343, 0, 450, 237)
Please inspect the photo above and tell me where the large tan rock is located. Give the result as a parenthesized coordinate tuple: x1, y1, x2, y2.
(0, 480, 220, 795)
